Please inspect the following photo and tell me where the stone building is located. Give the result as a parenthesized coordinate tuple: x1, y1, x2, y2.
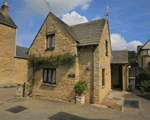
(27, 12, 112, 104)
(0, 1, 28, 87)
(111, 50, 129, 91)
(137, 39, 150, 67)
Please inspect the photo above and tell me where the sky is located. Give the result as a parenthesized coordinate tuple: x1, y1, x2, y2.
(3, 0, 150, 52)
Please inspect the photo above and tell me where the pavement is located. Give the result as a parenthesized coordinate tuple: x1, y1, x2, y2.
(0, 88, 150, 120)
(0, 88, 16, 101)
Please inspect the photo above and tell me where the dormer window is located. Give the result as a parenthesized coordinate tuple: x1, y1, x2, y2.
(46, 34, 55, 50)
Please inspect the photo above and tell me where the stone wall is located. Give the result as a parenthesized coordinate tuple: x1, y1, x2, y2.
(122, 64, 128, 91)
(78, 46, 100, 104)
(0, 24, 16, 87)
(99, 20, 112, 103)
(15, 58, 28, 84)
(28, 13, 79, 102)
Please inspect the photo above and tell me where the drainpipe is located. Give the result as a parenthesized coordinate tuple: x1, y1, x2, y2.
(91, 46, 96, 104)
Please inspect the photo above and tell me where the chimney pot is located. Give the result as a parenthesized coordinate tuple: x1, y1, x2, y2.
(3, 1, 7, 6)
(1, 1, 9, 14)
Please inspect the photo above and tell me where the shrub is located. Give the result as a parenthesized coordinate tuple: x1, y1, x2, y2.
(136, 67, 150, 85)
(75, 81, 87, 95)
(141, 80, 150, 88)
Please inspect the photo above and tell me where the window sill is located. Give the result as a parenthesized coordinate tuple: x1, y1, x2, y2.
(41, 83, 56, 87)
(45, 48, 54, 51)
(102, 85, 106, 89)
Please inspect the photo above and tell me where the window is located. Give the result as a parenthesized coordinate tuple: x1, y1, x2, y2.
(102, 69, 105, 86)
(105, 40, 108, 56)
(43, 68, 56, 84)
(46, 34, 55, 49)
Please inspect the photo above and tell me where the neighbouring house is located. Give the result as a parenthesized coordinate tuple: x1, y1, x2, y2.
(27, 12, 112, 104)
(137, 39, 150, 67)
(111, 50, 129, 91)
(0, 1, 28, 87)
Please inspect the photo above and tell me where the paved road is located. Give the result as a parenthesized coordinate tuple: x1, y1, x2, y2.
(0, 88, 16, 101)
(0, 97, 148, 120)
(0, 88, 150, 120)
(123, 89, 150, 119)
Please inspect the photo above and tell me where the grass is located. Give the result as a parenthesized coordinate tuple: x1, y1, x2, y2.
(3, 86, 16, 88)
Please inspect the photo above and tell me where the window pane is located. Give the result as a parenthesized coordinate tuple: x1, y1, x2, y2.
(51, 35, 55, 48)
(48, 70, 51, 82)
(52, 70, 56, 83)
(44, 69, 47, 82)
(47, 37, 50, 48)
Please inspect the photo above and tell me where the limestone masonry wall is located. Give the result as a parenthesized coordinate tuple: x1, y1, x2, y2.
(15, 58, 28, 84)
(0, 24, 16, 87)
(99, 20, 112, 103)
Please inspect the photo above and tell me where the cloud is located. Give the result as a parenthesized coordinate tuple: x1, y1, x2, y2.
(81, 4, 89, 11)
(122, 30, 128, 33)
(61, 11, 88, 26)
(111, 33, 143, 52)
(24, 0, 92, 16)
(126, 41, 143, 52)
(16, 41, 23, 46)
(111, 33, 127, 50)
(28, 18, 34, 28)
(92, 15, 101, 20)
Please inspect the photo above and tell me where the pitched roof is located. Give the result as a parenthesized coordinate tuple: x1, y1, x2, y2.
(50, 12, 79, 43)
(71, 18, 107, 46)
(27, 13, 107, 53)
(137, 39, 150, 55)
(50, 12, 107, 46)
(111, 50, 128, 64)
(0, 11, 17, 28)
(15, 46, 28, 59)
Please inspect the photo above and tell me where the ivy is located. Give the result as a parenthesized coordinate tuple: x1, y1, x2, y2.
(28, 54, 76, 71)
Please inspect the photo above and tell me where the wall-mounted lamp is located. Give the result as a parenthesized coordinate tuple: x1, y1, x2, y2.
(129, 66, 131, 68)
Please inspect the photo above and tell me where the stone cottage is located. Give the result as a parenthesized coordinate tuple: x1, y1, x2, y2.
(137, 39, 150, 67)
(0, 1, 28, 87)
(27, 12, 112, 104)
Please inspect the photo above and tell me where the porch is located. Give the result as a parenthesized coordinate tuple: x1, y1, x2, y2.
(111, 64, 129, 91)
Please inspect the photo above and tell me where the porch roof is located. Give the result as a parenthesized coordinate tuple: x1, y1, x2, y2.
(111, 50, 128, 64)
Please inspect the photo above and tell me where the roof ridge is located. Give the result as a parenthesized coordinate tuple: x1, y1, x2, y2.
(16, 45, 28, 49)
(71, 18, 107, 27)
(112, 49, 128, 52)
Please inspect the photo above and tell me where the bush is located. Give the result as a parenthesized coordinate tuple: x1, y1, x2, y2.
(75, 81, 87, 95)
(141, 80, 150, 88)
(136, 68, 150, 85)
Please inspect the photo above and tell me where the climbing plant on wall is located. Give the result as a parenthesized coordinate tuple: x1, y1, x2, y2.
(28, 53, 76, 71)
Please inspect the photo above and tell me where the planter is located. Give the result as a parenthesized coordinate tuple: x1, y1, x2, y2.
(75, 95, 85, 105)
(140, 87, 144, 94)
(144, 87, 150, 92)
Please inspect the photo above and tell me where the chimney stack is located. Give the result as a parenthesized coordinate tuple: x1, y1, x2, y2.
(1, 1, 9, 14)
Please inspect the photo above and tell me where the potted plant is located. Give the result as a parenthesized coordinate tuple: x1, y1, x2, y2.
(75, 81, 87, 105)
(141, 80, 150, 92)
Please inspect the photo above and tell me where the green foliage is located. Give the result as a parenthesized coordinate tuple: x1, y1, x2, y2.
(3, 86, 16, 88)
(128, 51, 137, 65)
(141, 80, 150, 88)
(75, 81, 87, 95)
(138, 67, 150, 80)
(28, 54, 76, 70)
(136, 67, 150, 86)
